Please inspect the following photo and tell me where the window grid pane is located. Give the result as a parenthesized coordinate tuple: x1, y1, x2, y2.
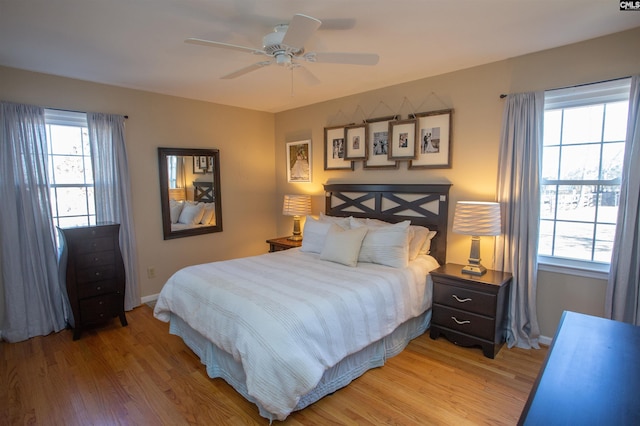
(45, 119, 94, 233)
(540, 96, 627, 264)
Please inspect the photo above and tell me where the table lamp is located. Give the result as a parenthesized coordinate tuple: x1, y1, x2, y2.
(452, 201, 501, 275)
(283, 194, 312, 241)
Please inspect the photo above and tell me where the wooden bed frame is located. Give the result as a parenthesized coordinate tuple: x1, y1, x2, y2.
(324, 183, 452, 265)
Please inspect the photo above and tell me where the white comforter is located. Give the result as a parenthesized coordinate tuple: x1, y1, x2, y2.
(154, 248, 437, 420)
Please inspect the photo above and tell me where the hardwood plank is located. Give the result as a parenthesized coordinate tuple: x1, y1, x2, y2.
(0, 305, 547, 424)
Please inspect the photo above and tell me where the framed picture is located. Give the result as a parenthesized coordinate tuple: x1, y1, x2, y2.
(388, 118, 417, 160)
(324, 125, 354, 170)
(207, 156, 214, 173)
(409, 109, 453, 169)
(364, 115, 399, 169)
(344, 123, 367, 160)
(286, 140, 312, 183)
(193, 156, 205, 174)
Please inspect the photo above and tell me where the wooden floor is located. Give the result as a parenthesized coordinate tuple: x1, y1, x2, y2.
(1, 305, 547, 425)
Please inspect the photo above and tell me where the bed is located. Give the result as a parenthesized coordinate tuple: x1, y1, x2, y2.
(154, 183, 451, 421)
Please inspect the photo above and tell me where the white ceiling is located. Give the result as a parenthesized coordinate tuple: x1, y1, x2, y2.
(1, 0, 639, 113)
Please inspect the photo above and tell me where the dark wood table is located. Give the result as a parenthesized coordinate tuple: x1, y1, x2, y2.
(518, 310, 640, 425)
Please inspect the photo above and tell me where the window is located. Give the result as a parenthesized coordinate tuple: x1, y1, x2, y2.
(539, 79, 630, 271)
(44, 109, 95, 229)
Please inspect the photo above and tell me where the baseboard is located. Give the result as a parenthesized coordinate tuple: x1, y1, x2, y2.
(141, 293, 159, 304)
(539, 335, 552, 346)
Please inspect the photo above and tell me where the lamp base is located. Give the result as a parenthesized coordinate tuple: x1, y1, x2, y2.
(461, 263, 487, 276)
(287, 216, 303, 241)
(462, 235, 487, 275)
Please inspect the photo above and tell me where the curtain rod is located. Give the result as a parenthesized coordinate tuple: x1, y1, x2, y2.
(499, 75, 632, 99)
(46, 106, 128, 119)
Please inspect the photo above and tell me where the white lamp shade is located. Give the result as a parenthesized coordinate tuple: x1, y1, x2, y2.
(452, 201, 501, 236)
(283, 194, 312, 216)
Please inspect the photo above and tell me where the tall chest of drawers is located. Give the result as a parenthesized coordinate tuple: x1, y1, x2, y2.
(429, 263, 511, 358)
(58, 223, 128, 340)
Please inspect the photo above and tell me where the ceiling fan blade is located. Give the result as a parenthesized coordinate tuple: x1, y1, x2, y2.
(221, 61, 272, 79)
(304, 51, 379, 66)
(318, 18, 356, 31)
(294, 65, 321, 86)
(282, 14, 321, 50)
(185, 38, 266, 55)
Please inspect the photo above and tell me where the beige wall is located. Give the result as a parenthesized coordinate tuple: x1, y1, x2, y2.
(274, 27, 640, 338)
(0, 66, 276, 299)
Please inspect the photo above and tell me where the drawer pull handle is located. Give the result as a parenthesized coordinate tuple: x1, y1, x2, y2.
(96, 286, 102, 291)
(451, 316, 471, 325)
(452, 294, 472, 303)
(95, 272, 100, 276)
(94, 257, 99, 262)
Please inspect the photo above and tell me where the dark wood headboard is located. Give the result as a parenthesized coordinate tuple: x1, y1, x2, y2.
(324, 183, 452, 265)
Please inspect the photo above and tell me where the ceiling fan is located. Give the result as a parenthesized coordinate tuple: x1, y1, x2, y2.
(185, 13, 379, 81)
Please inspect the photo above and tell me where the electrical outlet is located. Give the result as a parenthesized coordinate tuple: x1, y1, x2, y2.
(147, 266, 156, 279)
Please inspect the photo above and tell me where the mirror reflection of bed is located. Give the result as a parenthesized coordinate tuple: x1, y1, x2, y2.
(167, 156, 217, 231)
(158, 148, 222, 240)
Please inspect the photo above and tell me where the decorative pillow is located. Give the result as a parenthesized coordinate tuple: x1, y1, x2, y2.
(320, 225, 368, 267)
(178, 202, 205, 225)
(169, 201, 184, 224)
(419, 230, 438, 255)
(408, 225, 430, 260)
(319, 212, 351, 229)
(352, 220, 411, 268)
(300, 216, 334, 253)
(200, 203, 216, 225)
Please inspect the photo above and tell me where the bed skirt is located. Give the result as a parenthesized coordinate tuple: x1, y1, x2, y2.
(168, 309, 431, 422)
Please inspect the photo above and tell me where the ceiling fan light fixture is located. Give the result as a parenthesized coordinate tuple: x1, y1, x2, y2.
(275, 52, 292, 66)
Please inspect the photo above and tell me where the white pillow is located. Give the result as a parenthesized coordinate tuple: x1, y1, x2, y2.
(319, 212, 351, 229)
(408, 225, 430, 260)
(178, 202, 205, 225)
(300, 216, 334, 254)
(320, 225, 368, 267)
(200, 203, 215, 225)
(169, 201, 184, 224)
(352, 220, 411, 268)
(419, 230, 437, 255)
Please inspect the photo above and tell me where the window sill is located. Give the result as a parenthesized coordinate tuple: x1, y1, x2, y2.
(537, 256, 609, 280)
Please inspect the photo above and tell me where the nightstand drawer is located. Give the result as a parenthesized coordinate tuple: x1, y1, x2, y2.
(433, 305, 495, 341)
(433, 283, 496, 317)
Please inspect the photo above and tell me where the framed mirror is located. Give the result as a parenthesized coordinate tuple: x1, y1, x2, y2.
(158, 147, 223, 240)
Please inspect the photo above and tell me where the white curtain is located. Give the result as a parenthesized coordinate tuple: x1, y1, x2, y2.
(606, 75, 640, 325)
(0, 102, 66, 342)
(87, 113, 140, 311)
(496, 92, 543, 349)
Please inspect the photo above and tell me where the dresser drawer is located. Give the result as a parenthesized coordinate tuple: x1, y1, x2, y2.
(432, 305, 495, 341)
(77, 250, 115, 268)
(76, 265, 116, 283)
(79, 294, 119, 323)
(75, 236, 115, 254)
(77, 280, 118, 299)
(433, 282, 496, 317)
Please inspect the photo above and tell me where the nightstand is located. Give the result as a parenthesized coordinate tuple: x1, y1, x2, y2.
(266, 236, 302, 252)
(429, 263, 512, 358)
